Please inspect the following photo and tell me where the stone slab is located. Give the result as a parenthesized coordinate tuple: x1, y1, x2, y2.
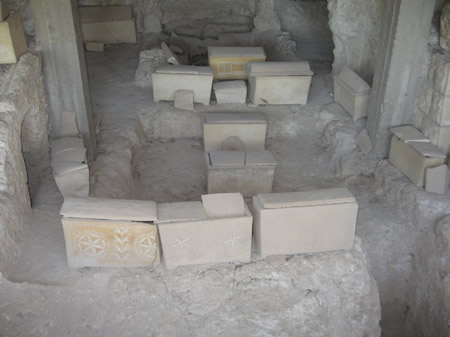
(246, 61, 313, 76)
(388, 135, 447, 186)
(0, 12, 27, 64)
(209, 151, 246, 166)
(61, 197, 157, 222)
(51, 137, 84, 155)
(390, 125, 430, 143)
(245, 151, 277, 166)
(62, 217, 159, 268)
(213, 80, 247, 104)
(157, 201, 207, 224)
(425, 164, 449, 194)
(201, 193, 246, 218)
(158, 203, 252, 268)
(0, 2, 9, 21)
(52, 147, 87, 165)
(248, 74, 312, 105)
(152, 68, 213, 106)
(203, 114, 267, 152)
(334, 67, 371, 94)
(208, 47, 266, 80)
(80, 20, 136, 44)
(174, 89, 194, 111)
(155, 65, 213, 75)
(356, 129, 373, 154)
(54, 166, 89, 198)
(61, 111, 80, 137)
(52, 161, 88, 176)
(161, 42, 181, 65)
(85, 42, 104, 52)
(252, 191, 358, 257)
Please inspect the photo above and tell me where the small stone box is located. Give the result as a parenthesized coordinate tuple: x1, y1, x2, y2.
(205, 151, 277, 197)
(334, 67, 371, 120)
(252, 188, 358, 258)
(0, 11, 27, 64)
(247, 62, 313, 105)
(157, 193, 253, 269)
(79, 5, 137, 44)
(203, 112, 267, 151)
(213, 80, 247, 104)
(388, 126, 447, 186)
(152, 65, 214, 106)
(60, 197, 160, 268)
(208, 47, 266, 80)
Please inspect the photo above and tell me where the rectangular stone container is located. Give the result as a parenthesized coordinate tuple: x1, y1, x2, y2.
(79, 6, 136, 44)
(205, 151, 277, 197)
(208, 47, 266, 80)
(60, 197, 159, 268)
(247, 62, 313, 105)
(334, 67, 371, 120)
(152, 65, 214, 106)
(203, 112, 267, 151)
(0, 12, 27, 64)
(157, 194, 253, 269)
(252, 188, 358, 258)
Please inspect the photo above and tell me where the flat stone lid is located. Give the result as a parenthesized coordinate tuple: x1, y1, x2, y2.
(246, 61, 313, 76)
(409, 141, 447, 158)
(209, 151, 246, 166)
(157, 201, 207, 223)
(213, 80, 247, 91)
(79, 5, 132, 23)
(390, 125, 430, 143)
(52, 137, 85, 155)
(204, 112, 266, 124)
(245, 151, 277, 166)
(52, 148, 87, 164)
(52, 162, 88, 175)
(201, 193, 245, 218)
(334, 67, 371, 94)
(208, 47, 266, 58)
(155, 65, 213, 75)
(61, 197, 157, 222)
(255, 188, 356, 209)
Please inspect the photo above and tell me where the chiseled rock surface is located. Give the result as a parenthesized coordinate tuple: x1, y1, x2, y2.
(440, 3, 450, 51)
(0, 237, 381, 337)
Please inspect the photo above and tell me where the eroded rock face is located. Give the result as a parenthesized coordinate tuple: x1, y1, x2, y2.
(440, 3, 450, 51)
(253, 0, 281, 32)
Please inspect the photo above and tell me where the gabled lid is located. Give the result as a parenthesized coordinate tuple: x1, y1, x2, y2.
(208, 46, 266, 58)
(409, 141, 447, 158)
(245, 151, 277, 166)
(209, 151, 245, 166)
(157, 201, 207, 223)
(246, 61, 313, 76)
(155, 65, 213, 75)
(61, 197, 157, 222)
(390, 125, 430, 143)
(255, 188, 356, 209)
(79, 6, 132, 23)
(204, 112, 266, 124)
(334, 67, 371, 94)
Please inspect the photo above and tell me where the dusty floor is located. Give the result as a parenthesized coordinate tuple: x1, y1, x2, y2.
(0, 42, 433, 336)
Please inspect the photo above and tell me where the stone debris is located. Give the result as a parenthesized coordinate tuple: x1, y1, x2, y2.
(356, 129, 373, 155)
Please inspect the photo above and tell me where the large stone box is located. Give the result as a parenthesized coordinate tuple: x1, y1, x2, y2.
(208, 47, 266, 80)
(388, 126, 447, 186)
(203, 112, 267, 151)
(252, 188, 358, 258)
(79, 6, 137, 44)
(334, 67, 371, 120)
(157, 194, 253, 269)
(152, 65, 214, 106)
(205, 151, 277, 197)
(60, 197, 159, 268)
(0, 11, 27, 64)
(247, 62, 313, 105)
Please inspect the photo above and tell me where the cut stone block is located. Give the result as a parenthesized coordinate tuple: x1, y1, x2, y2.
(425, 165, 449, 194)
(157, 201, 207, 224)
(0, 2, 9, 21)
(62, 218, 159, 268)
(61, 111, 80, 137)
(203, 112, 267, 151)
(334, 67, 371, 120)
(174, 89, 194, 111)
(85, 42, 104, 52)
(0, 12, 27, 64)
(417, 109, 450, 155)
(252, 188, 358, 257)
(161, 42, 181, 65)
(61, 197, 157, 222)
(388, 133, 447, 187)
(152, 66, 213, 106)
(206, 151, 277, 197)
(79, 6, 136, 44)
(157, 195, 253, 268)
(201, 193, 246, 219)
(247, 61, 313, 105)
(54, 164, 89, 198)
(213, 80, 247, 104)
(356, 129, 373, 154)
(208, 47, 266, 80)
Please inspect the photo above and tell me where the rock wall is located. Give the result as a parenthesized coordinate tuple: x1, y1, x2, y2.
(327, 0, 385, 83)
(0, 53, 49, 275)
